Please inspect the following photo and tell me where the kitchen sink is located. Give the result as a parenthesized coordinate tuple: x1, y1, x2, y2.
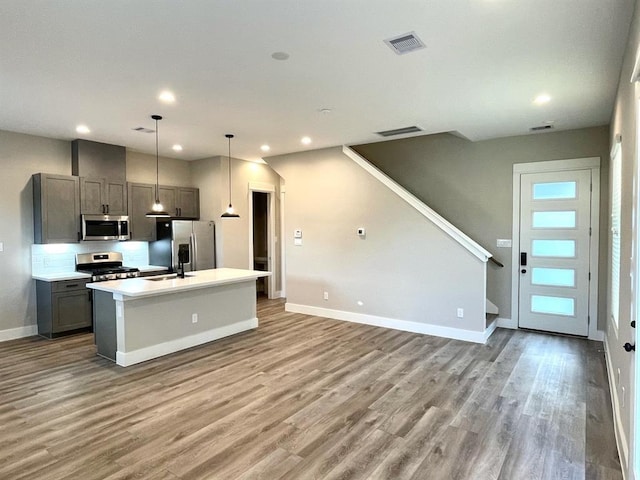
(145, 273, 195, 281)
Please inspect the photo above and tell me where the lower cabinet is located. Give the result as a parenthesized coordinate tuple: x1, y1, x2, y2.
(36, 279, 92, 338)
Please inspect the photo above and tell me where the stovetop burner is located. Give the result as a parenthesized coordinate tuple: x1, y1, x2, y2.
(76, 252, 140, 282)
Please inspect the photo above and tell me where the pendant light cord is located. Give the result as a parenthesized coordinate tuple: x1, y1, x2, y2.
(155, 117, 160, 203)
(226, 134, 234, 206)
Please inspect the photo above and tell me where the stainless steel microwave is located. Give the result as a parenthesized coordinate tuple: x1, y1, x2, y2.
(81, 215, 130, 241)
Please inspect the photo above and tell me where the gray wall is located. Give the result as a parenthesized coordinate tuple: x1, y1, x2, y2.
(606, 0, 640, 472)
(267, 147, 487, 332)
(353, 126, 611, 328)
(0, 130, 71, 333)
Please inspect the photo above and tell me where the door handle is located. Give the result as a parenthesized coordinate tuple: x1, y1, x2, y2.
(520, 252, 527, 266)
(624, 343, 635, 352)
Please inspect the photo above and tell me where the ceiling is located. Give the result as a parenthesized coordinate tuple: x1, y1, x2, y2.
(0, 0, 634, 162)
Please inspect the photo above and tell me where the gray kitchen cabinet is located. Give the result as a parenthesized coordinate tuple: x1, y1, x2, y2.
(159, 185, 200, 219)
(36, 279, 92, 338)
(72, 139, 126, 183)
(80, 177, 127, 215)
(33, 173, 80, 244)
(127, 182, 156, 241)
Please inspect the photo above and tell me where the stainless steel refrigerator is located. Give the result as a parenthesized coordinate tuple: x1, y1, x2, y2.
(149, 220, 216, 273)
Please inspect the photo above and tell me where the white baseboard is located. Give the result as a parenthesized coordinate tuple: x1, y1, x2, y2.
(603, 336, 629, 476)
(286, 303, 490, 344)
(0, 324, 38, 342)
(496, 317, 516, 329)
(116, 318, 258, 367)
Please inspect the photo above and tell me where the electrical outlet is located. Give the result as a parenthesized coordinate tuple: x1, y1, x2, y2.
(323, 291, 329, 301)
(192, 313, 198, 324)
(457, 308, 464, 318)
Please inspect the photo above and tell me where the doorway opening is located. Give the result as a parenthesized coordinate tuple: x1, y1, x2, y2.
(249, 182, 276, 299)
(252, 191, 269, 298)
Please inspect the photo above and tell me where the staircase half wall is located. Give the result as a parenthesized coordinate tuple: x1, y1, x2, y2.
(265, 146, 494, 343)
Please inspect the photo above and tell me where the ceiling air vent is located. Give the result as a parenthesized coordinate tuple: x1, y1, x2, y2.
(132, 127, 155, 133)
(384, 32, 426, 55)
(376, 125, 423, 137)
(530, 124, 555, 132)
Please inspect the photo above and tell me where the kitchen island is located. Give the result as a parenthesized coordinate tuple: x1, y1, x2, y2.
(88, 268, 271, 367)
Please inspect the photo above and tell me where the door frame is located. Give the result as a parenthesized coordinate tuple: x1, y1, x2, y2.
(248, 181, 276, 299)
(511, 157, 601, 340)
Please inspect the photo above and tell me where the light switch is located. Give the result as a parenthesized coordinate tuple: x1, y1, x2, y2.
(294, 238, 303, 246)
(357, 228, 366, 237)
(294, 229, 302, 238)
(496, 239, 512, 248)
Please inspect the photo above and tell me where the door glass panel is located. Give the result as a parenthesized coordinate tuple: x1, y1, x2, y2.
(531, 267, 576, 287)
(531, 295, 575, 316)
(532, 211, 576, 229)
(532, 181, 577, 200)
(531, 239, 576, 257)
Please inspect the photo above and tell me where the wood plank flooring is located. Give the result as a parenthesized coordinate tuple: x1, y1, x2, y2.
(0, 298, 622, 479)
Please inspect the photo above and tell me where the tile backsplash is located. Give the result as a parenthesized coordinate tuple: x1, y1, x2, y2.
(32, 242, 150, 275)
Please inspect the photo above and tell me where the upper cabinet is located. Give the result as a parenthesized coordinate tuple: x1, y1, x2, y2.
(79, 178, 127, 215)
(33, 173, 80, 244)
(72, 140, 126, 182)
(127, 182, 156, 241)
(73, 139, 127, 215)
(159, 186, 200, 219)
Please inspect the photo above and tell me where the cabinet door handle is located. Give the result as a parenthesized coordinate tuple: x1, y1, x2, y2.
(66, 284, 79, 288)
(106, 204, 109, 214)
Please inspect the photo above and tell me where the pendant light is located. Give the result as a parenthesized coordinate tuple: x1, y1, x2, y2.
(221, 133, 240, 218)
(146, 114, 170, 218)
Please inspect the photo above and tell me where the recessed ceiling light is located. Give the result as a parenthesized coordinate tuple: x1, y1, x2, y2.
(76, 125, 90, 134)
(260, 144, 271, 152)
(159, 90, 176, 103)
(301, 136, 312, 145)
(172, 144, 183, 152)
(271, 51, 290, 61)
(533, 93, 551, 105)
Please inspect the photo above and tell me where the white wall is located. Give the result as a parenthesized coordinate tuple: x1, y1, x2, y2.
(266, 147, 487, 337)
(608, 0, 640, 475)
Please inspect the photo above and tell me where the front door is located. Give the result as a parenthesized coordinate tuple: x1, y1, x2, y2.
(518, 169, 592, 336)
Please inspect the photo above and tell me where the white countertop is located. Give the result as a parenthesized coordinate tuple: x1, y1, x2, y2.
(88, 268, 271, 298)
(32, 265, 168, 282)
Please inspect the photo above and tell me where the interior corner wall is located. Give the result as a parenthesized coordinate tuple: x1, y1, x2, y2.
(266, 146, 486, 333)
(0, 129, 72, 332)
(190, 156, 283, 292)
(353, 126, 611, 329)
(125, 150, 193, 187)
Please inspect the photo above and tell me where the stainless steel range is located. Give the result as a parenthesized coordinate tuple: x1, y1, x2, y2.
(76, 252, 140, 282)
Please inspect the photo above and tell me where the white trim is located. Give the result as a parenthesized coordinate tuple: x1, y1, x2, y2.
(280, 186, 286, 298)
(342, 145, 492, 263)
(511, 157, 601, 340)
(248, 181, 276, 193)
(115, 318, 258, 367)
(513, 156, 600, 173)
(285, 303, 495, 344)
(274, 290, 284, 298)
(605, 335, 630, 474)
(497, 317, 517, 329)
(0, 324, 38, 342)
